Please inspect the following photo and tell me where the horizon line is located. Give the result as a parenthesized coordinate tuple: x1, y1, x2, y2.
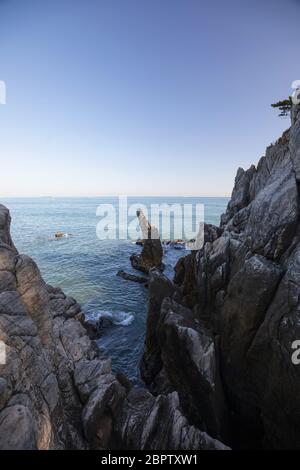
(0, 194, 231, 199)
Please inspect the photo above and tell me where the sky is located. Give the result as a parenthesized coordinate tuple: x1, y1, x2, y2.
(0, 0, 299, 197)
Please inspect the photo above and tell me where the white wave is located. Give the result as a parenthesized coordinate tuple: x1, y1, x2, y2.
(96, 310, 134, 327)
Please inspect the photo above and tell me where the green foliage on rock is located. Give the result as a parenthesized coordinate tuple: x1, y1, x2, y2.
(271, 97, 293, 117)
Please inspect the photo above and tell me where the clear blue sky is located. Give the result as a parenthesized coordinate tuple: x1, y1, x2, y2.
(0, 0, 299, 197)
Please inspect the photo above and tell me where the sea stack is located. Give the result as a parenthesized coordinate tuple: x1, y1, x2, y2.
(130, 209, 164, 273)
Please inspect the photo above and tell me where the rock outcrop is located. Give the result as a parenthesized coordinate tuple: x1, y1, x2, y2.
(140, 270, 230, 445)
(117, 388, 228, 450)
(3, 106, 298, 450)
(130, 210, 164, 273)
(117, 270, 148, 285)
(0, 205, 226, 450)
(141, 104, 300, 449)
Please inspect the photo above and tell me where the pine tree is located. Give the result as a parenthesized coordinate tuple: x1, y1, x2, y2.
(271, 97, 292, 117)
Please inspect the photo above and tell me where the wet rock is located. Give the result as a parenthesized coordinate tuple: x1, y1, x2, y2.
(163, 239, 185, 250)
(55, 232, 72, 239)
(117, 270, 148, 285)
(83, 317, 114, 340)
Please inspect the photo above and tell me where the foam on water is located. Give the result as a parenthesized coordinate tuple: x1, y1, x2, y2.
(93, 310, 135, 327)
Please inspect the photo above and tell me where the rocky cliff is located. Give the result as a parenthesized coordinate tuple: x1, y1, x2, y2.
(141, 103, 300, 449)
(0, 205, 226, 449)
(2, 105, 299, 451)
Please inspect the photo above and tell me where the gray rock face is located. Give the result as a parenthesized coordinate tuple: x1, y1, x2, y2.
(140, 272, 229, 444)
(141, 104, 300, 448)
(0, 405, 37, 450)
(140, 270, 177, 390)
(130, 210, 164, 273)
(0, 228, 101, 449)
(0, 205, 226, 450)
(5, 107, 298, 450)
(118, 388, 229, 450)
(0, 205, 17, 252)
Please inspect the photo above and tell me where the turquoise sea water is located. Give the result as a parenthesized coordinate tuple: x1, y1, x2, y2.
(1, 197, 229, 384)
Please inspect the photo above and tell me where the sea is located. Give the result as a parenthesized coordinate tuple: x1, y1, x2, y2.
(1, 197, 229, 384)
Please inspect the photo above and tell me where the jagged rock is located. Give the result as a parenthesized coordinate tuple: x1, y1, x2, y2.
(151, 103, 300, 449)
(0, 204, 228, 450)
(0, 207, 117, 449)
(117, 388, 229, 450)
(159, 299, 229, 441)
(140, 270, 178, 390)
(245, 244, 300, 448)
(82, 378, 126, 449)
(290, 105, 300, 180)
(117, 270, 148, 285)
(74, 359, 112, 403)
(0, 204, 17, 252)
(130, 210, 164, 273)
(4, 102, 300, 450)
(220, 166, 256, 227)
(141, 283, 230, 444)
(83, 317, 114, 340)
(0, 404, 37, 450)
(174, 230, 230, 317)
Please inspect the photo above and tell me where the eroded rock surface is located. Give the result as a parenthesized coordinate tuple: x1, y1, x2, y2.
(0, 204, 226, 450)
(130, 210, 164, 273)
(117, 270, 148, 285)
(141, 104, 300, 449)
(141, 272, 229, 444)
